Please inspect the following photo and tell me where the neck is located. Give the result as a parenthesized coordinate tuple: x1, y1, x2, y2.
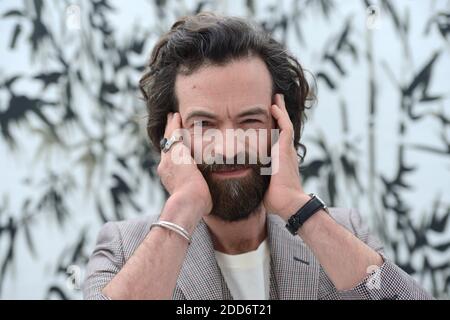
(203, 203, 267, 255)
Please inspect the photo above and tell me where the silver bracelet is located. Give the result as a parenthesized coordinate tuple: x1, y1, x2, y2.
(158, 220, 190, 238)
(151, 220, 191, 244)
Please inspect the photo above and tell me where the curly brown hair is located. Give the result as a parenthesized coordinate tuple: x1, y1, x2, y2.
(139, 12, 313, 161)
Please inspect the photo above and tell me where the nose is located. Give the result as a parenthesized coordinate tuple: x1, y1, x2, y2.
(203, 126, 243, 164)
(211, 126, 260, 165)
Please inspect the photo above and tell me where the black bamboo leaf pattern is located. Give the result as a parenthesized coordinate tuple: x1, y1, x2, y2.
(0, 0, 448, 299)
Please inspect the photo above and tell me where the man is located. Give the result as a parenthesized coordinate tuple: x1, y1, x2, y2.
(83, 12, 432, 300)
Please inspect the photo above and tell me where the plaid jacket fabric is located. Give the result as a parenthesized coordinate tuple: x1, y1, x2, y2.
(83, 208, 433, 300)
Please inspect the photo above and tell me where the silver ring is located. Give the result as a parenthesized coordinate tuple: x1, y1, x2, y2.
(160, 134, 183, 153)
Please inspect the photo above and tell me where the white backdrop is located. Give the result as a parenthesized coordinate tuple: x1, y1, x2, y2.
(0, 0, 449, 299)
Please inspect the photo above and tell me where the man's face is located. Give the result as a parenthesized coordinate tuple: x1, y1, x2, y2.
(175, 56, 275, 221)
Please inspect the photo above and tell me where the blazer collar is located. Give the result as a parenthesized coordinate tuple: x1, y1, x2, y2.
(267, 214, 320, 300)
(177, 214, 319, 300)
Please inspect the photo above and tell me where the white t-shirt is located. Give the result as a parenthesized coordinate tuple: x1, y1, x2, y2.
(214, 240, 271, 300)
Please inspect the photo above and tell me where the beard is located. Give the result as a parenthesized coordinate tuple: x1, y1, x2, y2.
(197, 153, 271, 222)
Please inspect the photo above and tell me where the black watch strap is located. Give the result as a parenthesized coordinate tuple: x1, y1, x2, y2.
(285, 193, 328, 235)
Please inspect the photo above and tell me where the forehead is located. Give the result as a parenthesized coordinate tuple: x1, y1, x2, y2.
(175, 56, 273, 117)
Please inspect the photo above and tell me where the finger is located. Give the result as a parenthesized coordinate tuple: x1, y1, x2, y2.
(273, 94, 293, 130)
(161, 112, 177, 156)
(172, 113, 190, 144)
(163, 112, 180, 138)
(173, 112, 183, 132)
(162, 112, 192, 163)
(274, 93, 289, 116)
(270, 103, 293, 133)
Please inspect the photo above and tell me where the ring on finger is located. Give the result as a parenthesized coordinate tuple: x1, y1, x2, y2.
(160, 134, 183, 153)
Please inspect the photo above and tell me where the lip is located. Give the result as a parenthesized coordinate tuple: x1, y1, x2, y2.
(212, 167, 251, 178)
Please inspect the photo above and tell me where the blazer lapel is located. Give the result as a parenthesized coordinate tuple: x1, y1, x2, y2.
(176, 218, 233, 300)
(267, 214, 320, 300)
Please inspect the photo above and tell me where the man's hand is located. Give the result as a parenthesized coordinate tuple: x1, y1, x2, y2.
(262, 95, 384, 292)
(263, 94, 310, 220)
(157, 112, 213, 232)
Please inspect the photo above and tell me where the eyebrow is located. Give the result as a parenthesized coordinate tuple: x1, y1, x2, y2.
(185, 110, 217, 123)
(185, 105, 269, 123)
(236, 106, 269, 120)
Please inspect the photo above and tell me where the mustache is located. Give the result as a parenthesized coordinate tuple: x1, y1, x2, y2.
(197, 152, 268, 173)
(200, 163, 252, 173)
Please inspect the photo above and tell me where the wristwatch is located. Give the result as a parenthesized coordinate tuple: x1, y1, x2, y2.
(285, 193, 328, 235)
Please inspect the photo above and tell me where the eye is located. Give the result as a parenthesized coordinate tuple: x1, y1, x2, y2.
(193, 120, 212, 128)
(241, 119, 261, 124)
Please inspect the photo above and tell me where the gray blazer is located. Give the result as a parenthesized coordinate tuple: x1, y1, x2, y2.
(83, 208, 433, 300)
